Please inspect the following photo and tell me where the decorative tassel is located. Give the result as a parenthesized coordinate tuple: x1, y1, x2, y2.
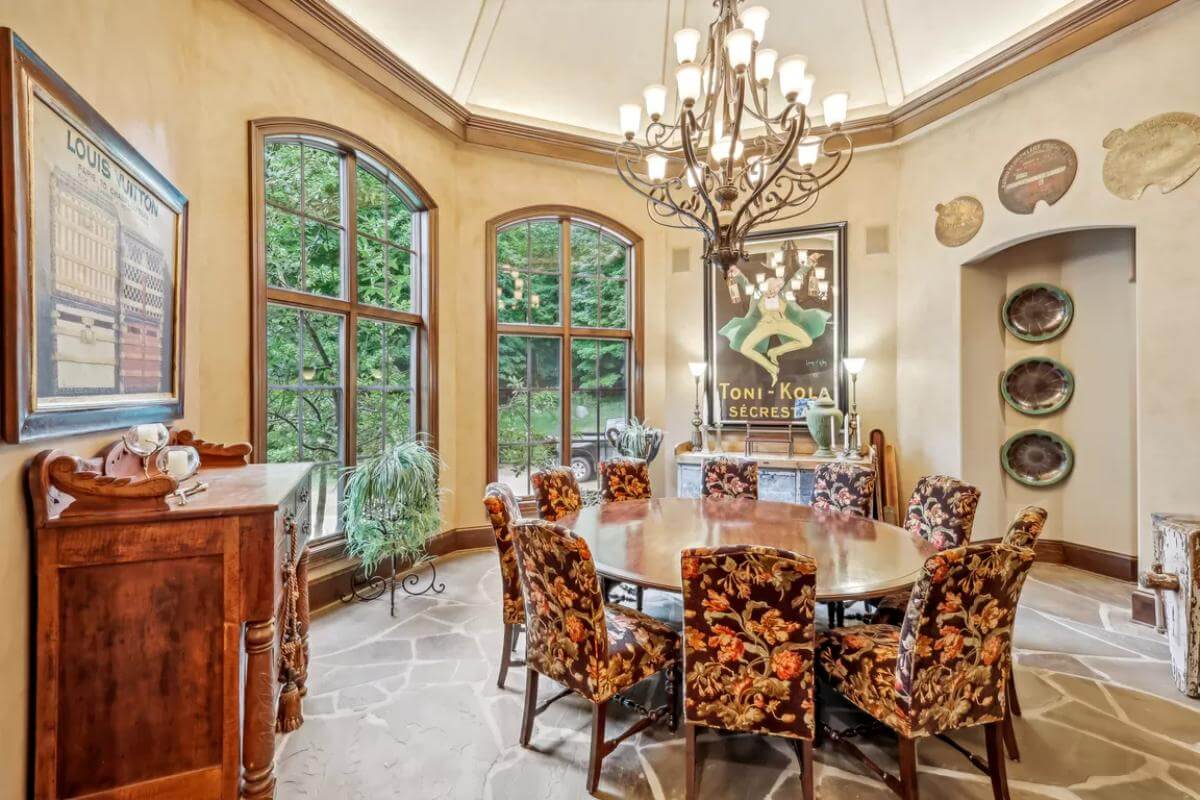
(277, 677, 303, 732)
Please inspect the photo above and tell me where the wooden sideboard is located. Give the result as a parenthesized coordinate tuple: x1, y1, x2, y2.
(675, 448, 872, 505)
(26, 432, 313, 799)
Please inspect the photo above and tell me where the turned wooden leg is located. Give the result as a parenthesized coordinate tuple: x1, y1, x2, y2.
(520, 669, 539, 747)
(685, 723, 699, 800)
(985, 721, 1012, 800)
(241, 619, 277, 800)
(666, 663, 680, 732)
(1007, 677, 1022, 717)
(898, 735, 920, 800)
(636, 585, 645, 611)
(497, 623, 514, 689)
(296, 548, 311, 697)
(1002, 710, 1020, 762)
(587, 701, 608, 796)
(795, 739, 814, 800)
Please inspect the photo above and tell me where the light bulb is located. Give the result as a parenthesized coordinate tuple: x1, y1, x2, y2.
(711, 135, 744, 163)
(823, 91, 849, 127)
(754, 48, 777, 85)
(843, 357, 866, 375)
(676, 63, 702, 105)
(778, 55, 808, 100)
(795, 138, 819, 168)
(643, 84, 667, 120)
(619, 103, 641, 139)
(725, 28, 754, 72)
(740, 5, 770, 43)
(646, 154, 667, 181)
(674, 28, 702, 64)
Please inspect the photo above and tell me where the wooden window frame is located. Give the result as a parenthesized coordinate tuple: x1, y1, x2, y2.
(486, 205, 644, 498)
(249, 118, 438, 562)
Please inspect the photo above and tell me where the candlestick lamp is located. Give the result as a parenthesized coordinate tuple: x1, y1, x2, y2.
(688, 361, 707, 450)
(842, 357, 865, 456)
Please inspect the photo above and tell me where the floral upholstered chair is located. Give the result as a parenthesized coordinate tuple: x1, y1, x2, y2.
(511, 520, 680, 796)
(811, 462, 877, 516)
(599, 457, 652, 503)
(872, 475, 982, 624)
(483, 482, 527, 688)
(818, 542, 1036, 800)
(998, 505, 1047, 761)
(680, 546, 818, 800)
(531, 466, 583, 522)
(700, 457, 758, 500)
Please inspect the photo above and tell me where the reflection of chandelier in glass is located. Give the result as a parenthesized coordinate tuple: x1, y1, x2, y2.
(495, 266, 541, 312)
(742, 240, 827, 306)
(614, 0, 853, 303)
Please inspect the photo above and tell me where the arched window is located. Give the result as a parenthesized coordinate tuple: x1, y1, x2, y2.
(487, 207, 643, 497)
(250, 119, 437, 542)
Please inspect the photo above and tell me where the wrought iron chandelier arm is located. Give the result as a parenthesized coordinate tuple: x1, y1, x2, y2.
(728, 107, 805, 238)
(679, 108, 721, 233)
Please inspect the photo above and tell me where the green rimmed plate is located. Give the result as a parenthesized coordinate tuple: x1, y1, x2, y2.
(1002, 283, 1074, 342)
(1001, 357, 1074, 415)
(1000, 430, 1074, 487)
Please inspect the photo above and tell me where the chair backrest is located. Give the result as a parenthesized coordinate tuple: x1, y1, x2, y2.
(598, 457, 651, 503)
(1001, 506, 1048, 550)
(811, 462, 877, 516)
(510, 520, 607, 700)
(531, 466, 583, 521)
(903, 475, 981, 550)
(680, 545, 817, 740)
(701, 457, 759, 500)
(896, 542, 1035, 737)
(483, 482, 525, 624)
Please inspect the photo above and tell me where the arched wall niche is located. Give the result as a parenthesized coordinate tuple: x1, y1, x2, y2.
(959, 226, 1137, 558)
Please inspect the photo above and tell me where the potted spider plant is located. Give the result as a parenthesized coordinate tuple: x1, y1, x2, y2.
(341, 437, 444, 613)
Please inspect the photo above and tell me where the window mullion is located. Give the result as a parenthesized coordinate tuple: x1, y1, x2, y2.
(560, 216, 572, 462)
(344, 150, 358, 467)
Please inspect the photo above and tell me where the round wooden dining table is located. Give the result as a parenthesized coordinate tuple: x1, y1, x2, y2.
(561, 497, 937, 602)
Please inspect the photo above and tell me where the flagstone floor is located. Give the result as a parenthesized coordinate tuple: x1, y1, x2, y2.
(276, 551, 1200, 800)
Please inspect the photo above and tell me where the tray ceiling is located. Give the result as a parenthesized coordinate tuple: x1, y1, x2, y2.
(329, 0, 1091, 138)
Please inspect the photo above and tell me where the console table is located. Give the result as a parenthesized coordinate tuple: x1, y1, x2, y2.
(27, 431, 313, 799)
(676, 448, 872, 505)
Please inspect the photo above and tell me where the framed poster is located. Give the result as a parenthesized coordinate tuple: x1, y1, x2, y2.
(1, 30, 188, 441)
(704, 222, 847, 428)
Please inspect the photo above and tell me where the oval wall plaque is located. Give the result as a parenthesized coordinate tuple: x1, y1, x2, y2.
(1001, 430, 1074, 488)
(1103, 112, 1200, 200)
(934, 196, 984, 247)
(997, 139, 1078, 214)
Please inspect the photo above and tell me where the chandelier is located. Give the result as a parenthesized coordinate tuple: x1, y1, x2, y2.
(614, 0, 853, 303)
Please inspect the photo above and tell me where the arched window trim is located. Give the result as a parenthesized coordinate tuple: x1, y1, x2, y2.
(485, 205, 645, 498)
(249, 118, 438, 551)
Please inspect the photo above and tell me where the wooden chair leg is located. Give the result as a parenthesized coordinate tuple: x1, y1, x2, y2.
(1002, 710, 1020, 762)
(685, 723, 699, 800)
(1007, 677, 1022, 717)
(666, 663, 680, 732)
(985, 721, 1012, 800)
(636, 585, 645, 611)
(497, 623, 514, 689)
(795, 739, 814, 800)
(898, 735, 920, 800)
(519, 669, 539, 747)
(587, 701, 608, 796)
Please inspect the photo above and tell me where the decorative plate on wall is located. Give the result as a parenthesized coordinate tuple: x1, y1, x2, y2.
(934, 195, 984, 247)
(998, 139, 1078, 214)
(1001, 430, 1074, 487)
(1001, 357, 1074, 415)
(1002, 283, 1074, 342)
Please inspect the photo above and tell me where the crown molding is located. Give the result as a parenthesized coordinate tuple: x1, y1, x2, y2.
(238, 0, 1178, 167)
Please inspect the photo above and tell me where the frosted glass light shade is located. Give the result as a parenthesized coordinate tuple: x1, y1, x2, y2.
(674, 28, 702, 64)
(688, 361, 707, 378)
(676, 63, 703, 104)
(797, 75, 815, 106)
(843, 357, 866, 375)
(740, 5, 770, 42)
(823, 92, 849, 126)
(725, 28, 754, 71)
(747, 155, 764, 182)
(619, 104, 641, 138)
(795, 138, 819, 168)
(646, 154, 667, 181)
(778, 55, 808, 99)
(711, 135, 744, 163)
(754, 48, 777, 84)
(643, 84, 667, 119)
(685, 165, 703, 188)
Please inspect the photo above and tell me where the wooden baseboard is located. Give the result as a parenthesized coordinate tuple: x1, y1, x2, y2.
(979, 537, 1138, 582)
(1130, 588, 1157, 627)
(306, 525, 495, 613)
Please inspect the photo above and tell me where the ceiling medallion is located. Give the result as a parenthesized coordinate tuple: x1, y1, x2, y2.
(614, 0, 853, 303)
(1103, 112, 1200, 200)
(997, 139, 1077, 214)
(934, 195, 984, 247)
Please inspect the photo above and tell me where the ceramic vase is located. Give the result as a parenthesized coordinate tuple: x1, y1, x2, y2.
(806, 390, 843, 458)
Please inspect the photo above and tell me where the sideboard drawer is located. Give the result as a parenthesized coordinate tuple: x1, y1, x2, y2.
(760, 468, 798, 503)
(678, 464, 702, 498)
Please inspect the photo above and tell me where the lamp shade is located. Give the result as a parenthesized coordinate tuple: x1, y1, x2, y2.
(646, 154, 667, 181)
(725, 28, 754, 71)
(643, 83, 667, 119)
(674, 28, 702, 63)
(740, 5, 770, 42)
(676, 63, 703, 104)
(823, 91, 849, 126)
(711, 135, 744, 163)
(688, 361, 707, 378)
(795, 138, 820, 168)
(778, 55, 808, 99)
(753, 47, 777, 84)
(843, 357, 866, 375)
(619, 103, 641, 138)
